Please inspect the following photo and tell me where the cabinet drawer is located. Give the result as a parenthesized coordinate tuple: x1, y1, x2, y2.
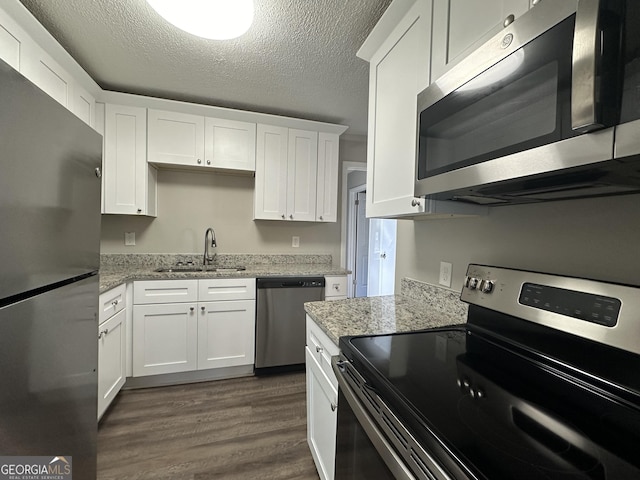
(306, 315, 339, 389)
(198, 278, 256, 302)
(134, 280, 198, 304)
(324, 275, 347, 298)
(99, 284, 126, 323)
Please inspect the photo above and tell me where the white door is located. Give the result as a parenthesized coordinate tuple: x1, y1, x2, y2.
(132, 303, 198, 376)
(367, 219, 397, 296)
(147, 109, 205, 167)
(254, 124, 288, 220)
(204, 117, 256, 171)
(431, 0, 530, 81)
(197, 300, 255, 370)
(97, 308, 126, 420)
(354, 191, 369, 298)
(287, 129, 318, 221)
(103, 104, 148, 215)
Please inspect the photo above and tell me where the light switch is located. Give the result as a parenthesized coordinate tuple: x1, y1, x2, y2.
(125, 232, 136, 246)
(292, 236, 300, 248)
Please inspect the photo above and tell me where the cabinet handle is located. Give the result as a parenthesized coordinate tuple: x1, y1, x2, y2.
(281, 214, 286, 219)
(503, 14, 515, 27)
(289, 214, 293, 220)
(201, 306, 206, 312)
(197, 159, 202, 164)
(98, 328, 109, 339)
(411, 198, 421, 207)
(137, 208, 142, 214)
(330, 403, 337, 412)
(319, 215, 323, 221)
(112, 299, 119, 307)
(316, 345, 323, 353)
(206, 160, 211, 165)
(190, 306, 195, 312)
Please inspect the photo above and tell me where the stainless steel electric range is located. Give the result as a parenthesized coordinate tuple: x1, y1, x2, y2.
(333, 264, 640, 480)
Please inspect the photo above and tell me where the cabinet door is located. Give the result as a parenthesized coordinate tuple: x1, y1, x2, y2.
(147, 109, 205, 167)
(0, 6, 26, 70)
(366, 0, 432, 218)
(204, 117, 256, 171)
(72, 83, 96, 128)
(287, 129, 318, 222)
(197, 300, 255, 370)
(431, 0, 530, 82)
(306, 347, 337, 480)
(132, 303, 198, 376)
(98, 308, 126, 420)
(316, 133, 339, 222)
(254, 124, 288, 220)
(21, 45, 72, 108)
(103, 104, 152, 215)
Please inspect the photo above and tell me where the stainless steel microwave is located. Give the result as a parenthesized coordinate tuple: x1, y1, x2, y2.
(415, 0, 640, 205)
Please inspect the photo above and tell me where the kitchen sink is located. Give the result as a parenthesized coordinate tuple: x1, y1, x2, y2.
(154, 266, 246, 273)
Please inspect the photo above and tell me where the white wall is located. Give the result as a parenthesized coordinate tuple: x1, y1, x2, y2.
(396, 194, 640, 290)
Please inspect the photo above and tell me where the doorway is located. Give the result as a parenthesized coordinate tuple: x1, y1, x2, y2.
(343, 166, 397, 298)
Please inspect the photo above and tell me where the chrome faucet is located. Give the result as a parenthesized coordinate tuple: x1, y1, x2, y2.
(203, 227, 217, 267)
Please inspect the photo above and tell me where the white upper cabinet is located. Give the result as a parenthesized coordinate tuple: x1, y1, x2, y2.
(254, 124, 289, 220)
(0, 7, 24, 70)
(148, 109, 256, 172)
(72, 83, 96, 127)
(254, 125, 335, 222)
(316, 133, 340, 222)
(360, 0, 432, 218)
(204, 117, 256, 171)
(21, 46, 72, 108)
(431, 0, 530, 82)
(102, 104, 157, 216)
(287, 129, 318, 222)
(147, 109, 205, 167)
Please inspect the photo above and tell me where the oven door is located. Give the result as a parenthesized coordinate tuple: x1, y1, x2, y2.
(415, 0, 623, 199)
(333, 356, 452, 480)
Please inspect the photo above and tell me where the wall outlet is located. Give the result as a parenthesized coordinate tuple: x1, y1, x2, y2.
(292, 236, 300, 248)
(439, 261, 452, 287)
(124, 232, 136, 246)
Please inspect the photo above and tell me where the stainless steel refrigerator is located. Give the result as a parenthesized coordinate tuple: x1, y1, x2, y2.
(0, 59, 102, 478)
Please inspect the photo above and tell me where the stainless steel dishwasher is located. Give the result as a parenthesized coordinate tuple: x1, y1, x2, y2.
(255, 277, 325, 369)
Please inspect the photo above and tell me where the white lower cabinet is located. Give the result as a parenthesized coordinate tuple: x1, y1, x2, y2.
(132, 302, 198, 377)
(197, 299, 255, 370)
(98, 285, 128, 420)
(306, 315, 340, 480)
(132, 278, 256, 378)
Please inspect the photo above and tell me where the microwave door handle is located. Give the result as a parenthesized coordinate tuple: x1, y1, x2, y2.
(572, 0, 604, 132)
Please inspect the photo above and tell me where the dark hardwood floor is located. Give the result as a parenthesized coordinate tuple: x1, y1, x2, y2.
(97, 371, 320, 480)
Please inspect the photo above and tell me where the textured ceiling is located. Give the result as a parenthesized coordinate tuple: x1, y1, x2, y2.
(18, 0, 392, 136)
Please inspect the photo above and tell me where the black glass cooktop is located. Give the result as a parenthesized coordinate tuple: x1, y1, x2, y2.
(340, 326, 640, 480)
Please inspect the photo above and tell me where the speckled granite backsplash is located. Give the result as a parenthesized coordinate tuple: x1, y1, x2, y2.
(401, 278, 468, 322)
(101, 253, 333, 268)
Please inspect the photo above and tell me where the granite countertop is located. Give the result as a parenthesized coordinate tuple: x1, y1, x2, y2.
(305, 278, 468, 345)
(99, 257, 349, 294)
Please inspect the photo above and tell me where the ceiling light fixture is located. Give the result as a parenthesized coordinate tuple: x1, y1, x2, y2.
(147, 0, 254, 40)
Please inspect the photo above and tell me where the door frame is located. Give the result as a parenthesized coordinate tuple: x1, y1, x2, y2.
(347, 185, 367, 298)
(340, 162, 367, 269)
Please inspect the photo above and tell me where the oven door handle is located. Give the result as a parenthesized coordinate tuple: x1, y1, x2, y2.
(334, 362, 417, 480)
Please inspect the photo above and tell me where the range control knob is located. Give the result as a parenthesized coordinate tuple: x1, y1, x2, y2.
(468, 277, 479, 290)
(480, 280, 495, 293)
